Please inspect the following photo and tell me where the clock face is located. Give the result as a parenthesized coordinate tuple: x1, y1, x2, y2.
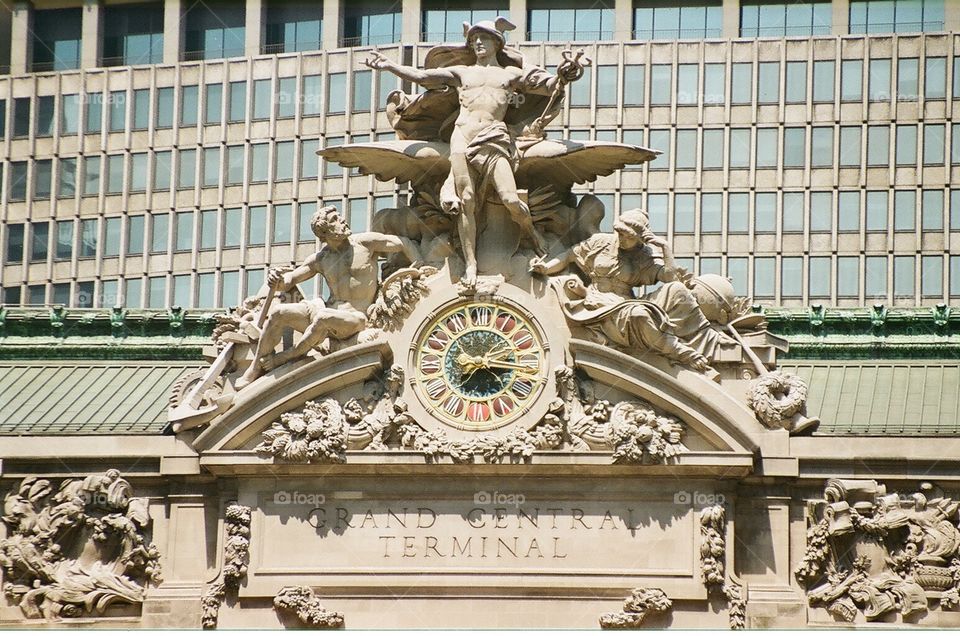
(413, 301, 547, 431)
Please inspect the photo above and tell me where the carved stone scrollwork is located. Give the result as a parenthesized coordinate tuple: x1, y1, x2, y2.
(0, 470, 161, 620)
(273, 585, 344, 628)
(699, 505, 746, 630)
(201, 503, 252, 629)
(796, 479, 960, 622)
(599, 587, 672, 629)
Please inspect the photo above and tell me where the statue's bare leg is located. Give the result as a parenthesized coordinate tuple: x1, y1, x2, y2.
(449, 153, 478, 289)
(491, 158, 547, 256)
(236, 304, 311, 389)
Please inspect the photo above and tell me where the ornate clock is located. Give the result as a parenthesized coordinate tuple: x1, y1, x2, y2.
(412, 301, 548, 431)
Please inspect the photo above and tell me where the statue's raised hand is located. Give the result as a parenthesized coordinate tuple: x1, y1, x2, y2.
(365, 51, 391, 71)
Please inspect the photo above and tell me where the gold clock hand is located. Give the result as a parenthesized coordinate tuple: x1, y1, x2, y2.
(485, 359, 539, 372)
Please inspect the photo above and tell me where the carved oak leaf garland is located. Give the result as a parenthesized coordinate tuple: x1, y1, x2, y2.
(599, 587, 672, 628)
(273, 585, 344, 628)
(201, 503, 252, 629)
(0, 470, 161, 621)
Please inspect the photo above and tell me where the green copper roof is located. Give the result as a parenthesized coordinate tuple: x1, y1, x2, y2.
(782, 360, 960, 436)
(0, 361, 202, 435)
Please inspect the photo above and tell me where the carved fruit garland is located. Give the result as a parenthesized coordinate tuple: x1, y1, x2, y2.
(201, 503, 252, 629)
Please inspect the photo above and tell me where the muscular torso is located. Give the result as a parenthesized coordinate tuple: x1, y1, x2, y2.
(314, 240, 379, 314)
(449, 65, 524, 152)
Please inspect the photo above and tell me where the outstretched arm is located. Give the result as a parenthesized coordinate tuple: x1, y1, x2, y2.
(529, 250, 574, 275)
(365, 52, 459, 88)
(359, 232, 422, 265)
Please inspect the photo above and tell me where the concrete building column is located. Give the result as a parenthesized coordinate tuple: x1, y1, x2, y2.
(245, 0, 264, 56)
(322, 0, 341, 50)
(721, 0, 740, 39)
(614, 0, 632, 41)
(162, 0, 182, 64)
(944, 1, 960, 32)
(401, 0, 422, 44)
(832, 0, 850, 35)
(80, 0, 103, 69)
(508, 0, 526, 42)
(10, 0, 33, 75)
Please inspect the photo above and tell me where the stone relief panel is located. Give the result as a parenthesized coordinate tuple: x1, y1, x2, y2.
(797, 479, 960, 623)
(201, 503, 251, 629)
(0, 471, 161, 621)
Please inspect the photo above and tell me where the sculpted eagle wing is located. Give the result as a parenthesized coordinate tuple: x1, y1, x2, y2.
(317, 141, 451, 187)
(516, 140, 659, 191)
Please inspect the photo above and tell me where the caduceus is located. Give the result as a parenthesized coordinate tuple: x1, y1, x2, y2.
(528, 49, 592, 138)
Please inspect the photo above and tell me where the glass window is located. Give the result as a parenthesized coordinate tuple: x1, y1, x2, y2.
(102, 217, 121, 257)
(178, 148, 197, 189)
(922, 189, 943, 230)
(299, 202, 317, 241)
(729, 128, 751, 168)
(183, 3, 245, 60)
(123, 278, 142, 308)
(327, 73, 347, 113)
(175, 212, 194, 251)
(13, 97, 31, 137)
(147, 276, 166, 308)
(894, 190, 916, 230)
(5, 224, 25, 263)
(783, 192, 804, 232)
(302, 75, 322, 116)
(865, 255, 887, 299)
(894, 255, 914, 298)
(55, 220, 74, 260)
(154, 150, 172, 191)
(849, 0, 945, 34)
(199, 209, 218, 249)
(353, 70, 373, 112)
(30, 222, 49, 262)
(106, 154, 124, 194)
(675, 130, 697, 169)
(623, 65, 645, 105)
(527, 4, 614, 40)
(58, 157, 77, 198)
(181, 85, 199, 126)
(634, 2, 722, 39)
(953, 124, 960, 165)
(740, 0, 832, 36)
(156, 87, 174, 128)
(953, 190, 960, 231)
(132, 89, 150, 130)
(226, 145, 244, 185)
(109, 91, 127, 132)
(224, 208, 242, 247)
(205, 83, 223, 124)
(756, 128, 778, 168)
(921, 256, 942, 297)
(650, 65, 672, 106)
(757, 62, 780, 103)
(840, 59, 863, 101)
(79, 219, 97, 258)
(275, 141, 295, 181)
(923, 123, 945, 165)
(866, 190, 888, 231)
(677, 64, 698, 105)
(648, 130, 670, 170)
(265, 1, 322, 52)
(812, 60, 835, 102)
(195, 272, 214, 307)
(731, 63, 752, 104)
(36, 96, 55, 137)
(896, 58, 919, 100)
(221, 270, 239, 306)
(61, 94, 79, 135)
(925, 57, 946, 99)
(8, 162, 27, 201)
(127, 216, 144, 255)
(756, 192, 777, 233)
(202, 147, 220, 187)
(754, 257, 775, 298)
(250, 144, 269, 182)
(838, 256, 859, 297)
(31, 8, 81, 71)
(228, 81, 246, 122)
(785, 61, 807, 103)
(597, 66, 619, 107)
(673, 193, 695, 233)
(703, 63, 724, 104)
(810, 191, 832, 231)
(783, 127, 806, 168)
(647, 193, 669, 233)
(130, 153, 148, 192)
(702, 129, 724, 169)
(811, 127, 833, 167)
(728, 257, 748, 296)
(277, 77, 297, 118)
(300, 139, 319, 179)
(34, 160, 52, 200)
(248, 206, 267, 245)
(809, 257, 831, 297)
(102, 4, 164, 65)
(701, 193, 722, 233)
(953, 257, 960, 297)
(866, 125, 889, 166)
(782, 257, 802, 298)
(151, 213, 169, 252)
(342, 1, 402, 45)
(839, 125, 862, 166)
(838, 191, 860, 231)
(896, 124, 917, 165)
(273, 203, 292, 244)
(868, 58, 891, 101)
(171, 274, 191, 307)
(83, 156, 101, 196)
(251, 79, 271, 121)
(85, 92, 103, 133)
